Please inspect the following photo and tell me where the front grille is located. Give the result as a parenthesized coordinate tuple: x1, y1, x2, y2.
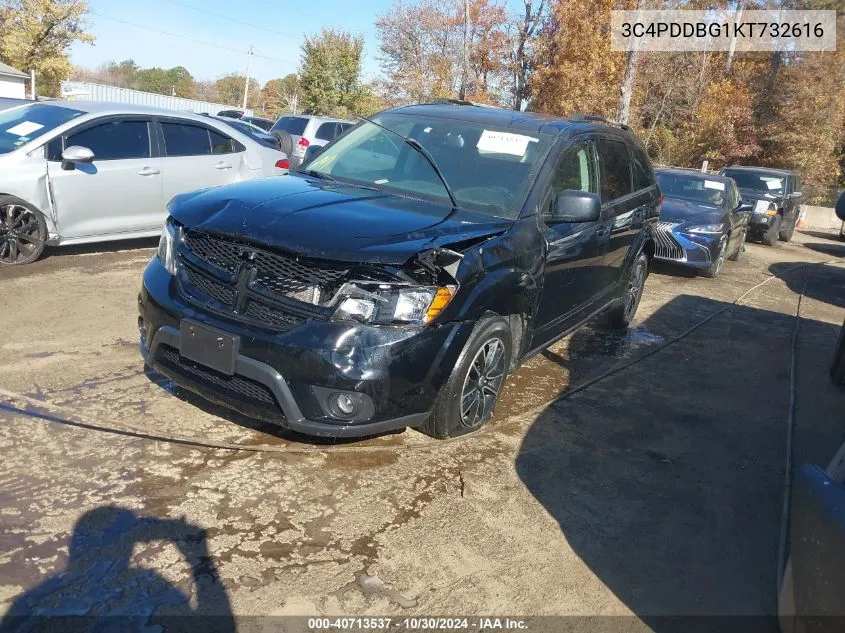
(183, 231, 348, 302)
(654, 222, 685, 261)
(178, 230, 346, 331)
(156, 344, 279, 409)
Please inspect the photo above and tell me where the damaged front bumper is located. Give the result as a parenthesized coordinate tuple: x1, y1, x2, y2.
(138, 257, 475, 437)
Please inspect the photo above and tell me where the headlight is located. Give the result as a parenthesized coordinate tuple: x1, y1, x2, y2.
(157, 219, 181, 275)
(684, 224, 725, 234)
(331, 283, 456, 325)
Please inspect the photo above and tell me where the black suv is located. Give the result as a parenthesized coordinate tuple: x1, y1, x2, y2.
(720, 166, 802, 246)
(138, 104, 660, 439)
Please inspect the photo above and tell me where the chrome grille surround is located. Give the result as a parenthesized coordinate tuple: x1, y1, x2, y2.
(653, 222, 686, 261)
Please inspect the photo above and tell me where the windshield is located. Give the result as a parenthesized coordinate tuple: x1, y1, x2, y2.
(0, 103, 85, 154)
(302, 113, 553, 218)
(656, 172, 727, 207)
(722, 169, 785, 195)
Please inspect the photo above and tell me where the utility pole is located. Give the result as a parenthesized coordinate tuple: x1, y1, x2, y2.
(243, 45, 254, 110)
(459, 0, 471, 100)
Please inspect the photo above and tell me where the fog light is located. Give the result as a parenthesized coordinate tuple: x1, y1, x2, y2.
(334, 393, 355, 415)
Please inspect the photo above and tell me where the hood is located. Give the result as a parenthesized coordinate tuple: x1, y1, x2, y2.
(168, 174, 511, 265)
(738, 187, 785, 204)
(659, 197, 724, 225)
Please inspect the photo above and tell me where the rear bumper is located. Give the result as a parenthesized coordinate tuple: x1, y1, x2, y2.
(138, 257, 474, 438)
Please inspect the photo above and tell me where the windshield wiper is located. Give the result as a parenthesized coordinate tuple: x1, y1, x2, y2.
(299, 168, 337, 182)
(361, 117, 459, 209)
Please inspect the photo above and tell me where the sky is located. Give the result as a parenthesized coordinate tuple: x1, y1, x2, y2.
(68, 0, 399, 85)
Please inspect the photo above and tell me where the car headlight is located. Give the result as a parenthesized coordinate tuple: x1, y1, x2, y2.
(157, 219, 181, 275)
(684, 224, 725, 234)
(331, 283, 456, 325)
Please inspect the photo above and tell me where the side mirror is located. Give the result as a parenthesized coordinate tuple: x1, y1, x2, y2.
(789, 191, 802, 200)
(61, 145, 95, 170)
(836, 192, 845, 222)
(735, 202, 753, 213)
(550, 190, 601, 223)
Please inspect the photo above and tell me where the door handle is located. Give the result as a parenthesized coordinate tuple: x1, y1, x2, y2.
(215, 161, 233, 170)
(138, 167, 160, 176)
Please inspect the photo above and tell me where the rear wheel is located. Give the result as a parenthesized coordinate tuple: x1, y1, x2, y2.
(419, 316, 511, 439)
(728, 228, 747, 261)
(780, 215, 796, 242)
(606, 253, 648, 329)
(762, 216, 782, 247)
(0, 196, 47, 266)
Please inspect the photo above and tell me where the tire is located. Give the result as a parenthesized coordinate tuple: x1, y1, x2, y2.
(728, 228, 747, 261)
(779, 216, 796, 242)
(0, 195, 47, 266)
(703, 237, 728, 278)
(830, 316, 845, 386)
(273, 130, 294, 158)
(762, 216, 782, 247)
(418, 316, 511, 439)
(606, 252, 648, 329)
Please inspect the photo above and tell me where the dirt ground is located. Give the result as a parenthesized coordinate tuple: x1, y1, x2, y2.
(1, 229, 844, 631)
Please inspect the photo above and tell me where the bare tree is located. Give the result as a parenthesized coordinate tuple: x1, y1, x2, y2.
(511, 0, 544, 110)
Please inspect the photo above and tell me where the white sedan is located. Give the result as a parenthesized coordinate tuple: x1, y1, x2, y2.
(0, 101, 289, 266)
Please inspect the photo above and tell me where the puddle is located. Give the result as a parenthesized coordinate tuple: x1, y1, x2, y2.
(567, 324, 665, 361)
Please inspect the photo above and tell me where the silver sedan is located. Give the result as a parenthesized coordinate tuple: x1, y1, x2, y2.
(0, 101, 289, 265)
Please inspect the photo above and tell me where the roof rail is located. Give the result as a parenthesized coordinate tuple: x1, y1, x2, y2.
(570, 113, 631, 131)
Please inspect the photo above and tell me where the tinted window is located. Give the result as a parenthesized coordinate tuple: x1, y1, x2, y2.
(631, 145, 654, 190)
(271, 116, 309, 135)
(0, 103, 85, 154)
(209, 128, 237, 154)
(656, 171, 728, 207)
(337, 123, 351, 135)
(722, 169, 785, 195)
(67, 120, 150, 160)
(596, 138, 632, 202)
(315, 122, 336, 141)
(546, 141, 598, 217)
(245, 117, 273, 131)
(161, 123, 211, 156)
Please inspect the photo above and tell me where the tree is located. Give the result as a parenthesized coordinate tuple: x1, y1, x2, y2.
(510, 0, 545, 110)
(261, 73, 299, 117)
(298, 28, 370, 118)
(214, 73, 259, 108)
(0, 0, 94, 96)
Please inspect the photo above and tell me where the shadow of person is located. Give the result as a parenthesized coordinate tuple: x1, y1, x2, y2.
(1, 507, 234, 633)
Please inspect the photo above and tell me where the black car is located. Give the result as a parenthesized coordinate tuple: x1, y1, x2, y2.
(720, 166, 803, 246)
(204, 115, 282, 152)
(654, 168, 752, 278)
(241, 115, 274, 131)
(138, 105, 661, 439)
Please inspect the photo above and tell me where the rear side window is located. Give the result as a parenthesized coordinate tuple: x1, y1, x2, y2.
(161, 122, 211, 156)
(315, 122, 337, 141)
(631, 145, 654, 191)
(596, 138, 633, 202)
(271, 116, 309, 135)
(209, 128, 239, 154)
(66, 120, 150, 160)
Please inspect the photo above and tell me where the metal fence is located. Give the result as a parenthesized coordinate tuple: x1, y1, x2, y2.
(60, 81, 254, 117)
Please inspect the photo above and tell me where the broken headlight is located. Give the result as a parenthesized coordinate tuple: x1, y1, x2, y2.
(331, 283, 456, 325)
(157, 218, 182, 275)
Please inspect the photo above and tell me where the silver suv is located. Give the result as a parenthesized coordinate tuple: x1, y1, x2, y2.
(269, 115, 353, 167)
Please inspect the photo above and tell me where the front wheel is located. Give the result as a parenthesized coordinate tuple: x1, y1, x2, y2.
(419, 316, 511, 439)
(0, 196, 47, 266)
(728, 228, 747, 261)
(606, 252, 648, 329)
(779, 215, 796, 242)
(703, 238, 727, 278)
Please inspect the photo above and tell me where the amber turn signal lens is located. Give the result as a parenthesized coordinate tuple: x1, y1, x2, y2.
(424, 287, 455, 323)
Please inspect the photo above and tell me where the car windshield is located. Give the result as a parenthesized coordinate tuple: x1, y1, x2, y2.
(302, 113, 554, 218)
(656, 172, 727, 207)
(0, 103, 85, 154)
(722, 169, 785, 195)
(271, 116, 309, 135)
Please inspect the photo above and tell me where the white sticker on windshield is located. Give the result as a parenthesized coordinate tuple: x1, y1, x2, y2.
(763, 178, 783, 190)
(6, 121, 44, 137)
(476, 130, 537, 156)
(704, 180, 725, 191)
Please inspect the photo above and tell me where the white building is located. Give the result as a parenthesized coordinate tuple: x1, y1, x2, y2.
(0, 61, 27, 98)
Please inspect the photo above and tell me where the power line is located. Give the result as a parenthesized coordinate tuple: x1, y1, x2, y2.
(158, 0, 300, 40)
(88, 11, 296, 66)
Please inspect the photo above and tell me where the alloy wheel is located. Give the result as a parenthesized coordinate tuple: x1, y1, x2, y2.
(0, 204, 44, 265)
(460, 338, 506, 428)
(624, 262, 645, 322)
